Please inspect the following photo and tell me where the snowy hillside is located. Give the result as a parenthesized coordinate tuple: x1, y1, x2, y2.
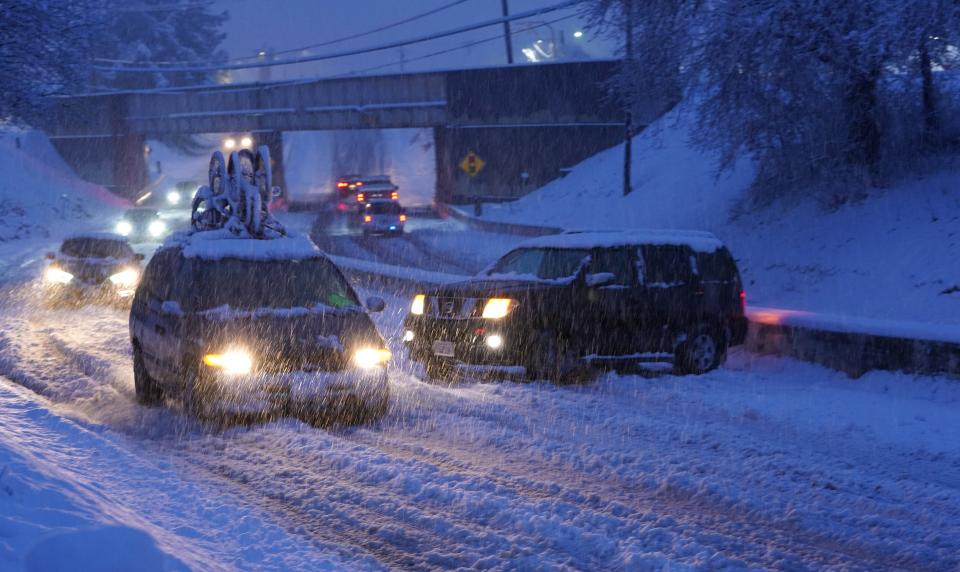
(0, 129, 127, 243)
(474, 109, 960, 325)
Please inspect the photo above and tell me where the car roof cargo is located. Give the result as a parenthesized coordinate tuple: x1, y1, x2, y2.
(521, 229, 724, 253)
(163, 229, 322, 261)
(66, 232, 129, 243)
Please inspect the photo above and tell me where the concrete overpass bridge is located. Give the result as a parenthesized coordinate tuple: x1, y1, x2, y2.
(44, 60, 674, 203)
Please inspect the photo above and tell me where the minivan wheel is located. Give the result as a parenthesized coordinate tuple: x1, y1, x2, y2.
(676, 328, 725, 375)
(132, 344, 163, 406)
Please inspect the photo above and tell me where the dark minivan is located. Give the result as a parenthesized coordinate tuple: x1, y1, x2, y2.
(403, 230, 747, 381)
(129, 231, 390, 423)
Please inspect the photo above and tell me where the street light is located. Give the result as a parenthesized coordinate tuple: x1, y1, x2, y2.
(573, 30, 584, 38)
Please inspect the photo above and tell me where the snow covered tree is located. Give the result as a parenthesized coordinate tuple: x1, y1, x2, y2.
(0, 1, 100, 123)
(588, 0, 960, 199)
(92, 0, 229, 91)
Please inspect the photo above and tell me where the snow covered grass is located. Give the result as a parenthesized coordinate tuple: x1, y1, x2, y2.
(471, 106, 960, 326)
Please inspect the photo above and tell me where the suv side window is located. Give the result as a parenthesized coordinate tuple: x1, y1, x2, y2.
(696, 248, 737, 283)
(142, 248, 180, 300)
(641, 245, 695, 286)
(589, 247, 635, 286)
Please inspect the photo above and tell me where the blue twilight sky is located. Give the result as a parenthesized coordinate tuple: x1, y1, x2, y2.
(211, 0, 616, 82)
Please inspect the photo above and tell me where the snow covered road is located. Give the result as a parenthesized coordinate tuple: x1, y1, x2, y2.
(0, 275, 958, 570)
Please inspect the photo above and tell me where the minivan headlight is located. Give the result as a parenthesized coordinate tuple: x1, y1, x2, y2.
(353, 348, 391, 369)
(203, 349, 253, 375)
(410, 294, 425, 315)
(481, 298, 515, 319)
(148, 220, 167, 237)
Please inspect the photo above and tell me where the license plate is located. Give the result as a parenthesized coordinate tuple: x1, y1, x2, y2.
(432, 340, 455, 357)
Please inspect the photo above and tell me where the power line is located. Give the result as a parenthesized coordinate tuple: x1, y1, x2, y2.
(93, 0, 581, 74)
(95, 0, 472, 66)
(335, 14, 576, 78)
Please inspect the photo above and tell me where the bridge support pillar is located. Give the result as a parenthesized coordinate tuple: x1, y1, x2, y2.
(112, 134, 148, 199)
(256, 131, 286, 199)
(433, 126, 454, 206)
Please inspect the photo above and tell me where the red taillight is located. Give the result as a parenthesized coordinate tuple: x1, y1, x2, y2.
(399, 214, 407, 222)
(355, 181, 364, 187)
(391, 191, 398, 200)
(739, 290, 746, 311)
(337, 181, 348, 188)
(357, 193, 365, 202)
(363, 215, 372, 223)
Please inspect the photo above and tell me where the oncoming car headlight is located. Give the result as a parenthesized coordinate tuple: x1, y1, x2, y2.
(410, 294, 425, 315)
(203, 349, 253, 375)
(166, 190, 181, 205)
(148, 220, 167, 237)
(115, 220, 133, 236)
(109, 268, 140, 288)
(44, 266, 73, 284)
(353, 348, 391, 369)
(481, 298, 515, 319)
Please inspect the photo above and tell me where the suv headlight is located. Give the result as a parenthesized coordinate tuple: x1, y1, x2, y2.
(353, 348, 391, 369)
(410, 294, 425, 315)
(109, 268, 140, 288)
(481, 298, 515, 319)
(44, 266, 74, 284)
(203, 349, 253, 375)
(115, 220, 133, 236)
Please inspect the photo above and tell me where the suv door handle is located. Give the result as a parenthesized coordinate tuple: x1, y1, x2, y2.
(155, 325, 166, 335)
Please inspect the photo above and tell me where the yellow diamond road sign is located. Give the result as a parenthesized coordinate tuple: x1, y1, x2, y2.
(459, 151, 485, 177)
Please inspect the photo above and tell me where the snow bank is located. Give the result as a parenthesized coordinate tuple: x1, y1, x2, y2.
(0, 129, 128, 243)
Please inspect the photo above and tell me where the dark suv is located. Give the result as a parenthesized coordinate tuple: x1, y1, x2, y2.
(403, 230, 747, 381)
(129, 231, 391, 423)
(43, 233, 144, 307)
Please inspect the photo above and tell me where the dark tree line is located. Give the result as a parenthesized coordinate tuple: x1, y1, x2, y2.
(585, 0, 960, 200)
(0, 0, 226, 125)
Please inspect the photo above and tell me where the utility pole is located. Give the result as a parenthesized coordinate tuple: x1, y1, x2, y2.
(501, 0, 514, 64)
(622, 0, 634, 196)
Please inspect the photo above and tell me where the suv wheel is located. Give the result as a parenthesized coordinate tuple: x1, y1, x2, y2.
(525, 330, 585, 383)
(676, 327, 726, 375)
(133, 344, 163, 406)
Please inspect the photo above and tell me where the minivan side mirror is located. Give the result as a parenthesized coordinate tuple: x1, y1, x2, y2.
(366, 296, 386, 313)
(585, 272, 616, 288)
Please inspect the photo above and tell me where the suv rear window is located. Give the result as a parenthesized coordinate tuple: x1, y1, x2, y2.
(61, 238, 133, 259)
(696, 248, 739, 283)
(641, 245, 695, 286)
(192, 258, 360, 311)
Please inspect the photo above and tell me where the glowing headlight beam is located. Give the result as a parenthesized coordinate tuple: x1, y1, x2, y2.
(166, 190, 181, 205)
(410, 294, 425, 315)
(203, 350, 253, 375)
(482, 298, 514, 319)
(148, 220, 167, 237)
(109, 268, 140, 288)
(353, 348, 391, 369)
(44, 267, 74, 284)
(115, 220, 133, 236)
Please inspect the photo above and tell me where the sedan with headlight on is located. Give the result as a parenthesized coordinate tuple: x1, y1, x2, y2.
(43, 233, 144, 307)
(128, 231, 390, 424)
(116, 207, 168, 242)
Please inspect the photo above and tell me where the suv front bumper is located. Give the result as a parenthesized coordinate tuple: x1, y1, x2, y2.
(403, 316, 527, 368)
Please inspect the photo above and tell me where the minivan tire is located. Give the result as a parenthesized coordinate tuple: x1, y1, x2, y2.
(133, 344, 163, 406)
(675, 326, 726, 375)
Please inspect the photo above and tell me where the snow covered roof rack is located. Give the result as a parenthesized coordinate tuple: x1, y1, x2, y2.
(190, 146, 286, 240)
(66, 231, 130, 242)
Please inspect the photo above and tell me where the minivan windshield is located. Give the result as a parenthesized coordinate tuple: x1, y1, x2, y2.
(193, 258, 360, 311)
(61, 238, 133, 259)
(485, 248, 590, 281)
(367, 202, 402, 214)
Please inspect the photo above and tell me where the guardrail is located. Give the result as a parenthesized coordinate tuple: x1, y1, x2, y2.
(441, 204, 563, 237)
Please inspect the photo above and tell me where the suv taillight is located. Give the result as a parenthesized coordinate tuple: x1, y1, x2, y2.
(739, 290, 746, 312)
